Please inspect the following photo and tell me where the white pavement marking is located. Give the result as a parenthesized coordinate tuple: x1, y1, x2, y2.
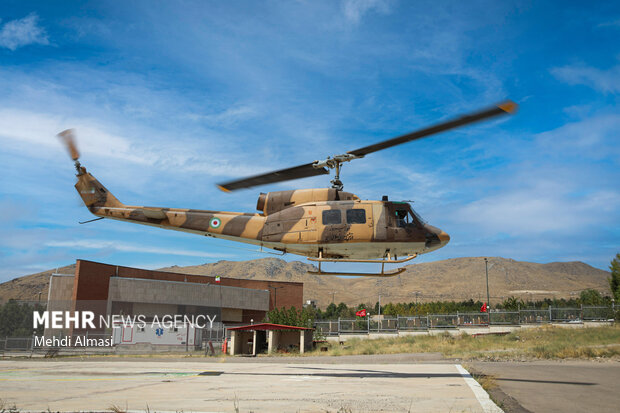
(455, 364, 503, 413)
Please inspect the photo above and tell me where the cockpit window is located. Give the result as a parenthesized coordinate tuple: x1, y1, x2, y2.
(410, 207, 426, 225)
(393, 203, 426, 227)
(395, 209, 413, 227)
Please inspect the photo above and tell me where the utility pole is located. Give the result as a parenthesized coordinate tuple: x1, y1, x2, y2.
(378, 294, 381, 316)
(331, 291, 336, 304)
(485, 258, 490, 308)
(485, 257, 490, 324)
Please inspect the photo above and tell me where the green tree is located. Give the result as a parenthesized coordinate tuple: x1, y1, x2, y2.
(0, 300, 45, 337)
(609, 253, 620, 301)
(502, 296, 524, 311)
(264, 306, 314, 327)
(579, 289, 604, 306)
(324, 303, 337, 319)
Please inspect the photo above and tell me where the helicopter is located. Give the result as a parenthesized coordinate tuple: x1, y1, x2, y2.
(59, 100, 517, 276)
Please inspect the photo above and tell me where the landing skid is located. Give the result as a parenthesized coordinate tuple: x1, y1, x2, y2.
(307, 253, 417, 277)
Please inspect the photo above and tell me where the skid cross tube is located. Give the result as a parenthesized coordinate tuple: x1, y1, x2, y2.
(307, 253, 416, 277)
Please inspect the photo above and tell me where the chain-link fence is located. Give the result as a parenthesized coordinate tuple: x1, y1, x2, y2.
(314, 320, 340, 336)
(1, 305, 615, 353)
(490, 311, 520, 325)
(457, 312, 489, 327)
(397, 316, 429, 330)
(519, 309, 550, 324)
(428, 314, 459, 328)
(314, 305, 616, 335)
(339, 319, 370, 333)
(582, 306, 615, 320)
(3, 337, 34, 351)
(333, 317, 401, 334)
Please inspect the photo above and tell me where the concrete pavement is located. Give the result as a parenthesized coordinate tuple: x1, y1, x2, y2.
(0, 359, 500, 412)
(471, 360, 620, 413)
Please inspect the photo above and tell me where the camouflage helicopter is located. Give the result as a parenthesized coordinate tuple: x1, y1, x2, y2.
(59, 100, 517, 276)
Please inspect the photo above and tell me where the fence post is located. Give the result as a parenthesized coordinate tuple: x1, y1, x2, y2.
(549, 306, 552, 322)
(338, 317, 341, 335)
(457, 311, 460, 327)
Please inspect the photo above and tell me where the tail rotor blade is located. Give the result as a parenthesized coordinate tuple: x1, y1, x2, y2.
(57, 129, 80, 161)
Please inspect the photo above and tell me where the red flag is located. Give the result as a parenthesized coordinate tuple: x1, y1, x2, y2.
(355, 309, 367, 317)
(480, 302, 487, 313)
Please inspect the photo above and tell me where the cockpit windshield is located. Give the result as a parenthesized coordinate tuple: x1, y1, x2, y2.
(393, 202, 426, 228)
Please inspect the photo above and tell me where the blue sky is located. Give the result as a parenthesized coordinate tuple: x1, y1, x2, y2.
(0, 0, 618, 281)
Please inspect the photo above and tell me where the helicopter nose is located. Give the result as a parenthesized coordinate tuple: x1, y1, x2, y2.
(424, 225, 450, 249)
(438, 230, 450, 245)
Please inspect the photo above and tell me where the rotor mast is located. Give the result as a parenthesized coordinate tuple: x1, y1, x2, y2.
(312, 153, 360, 190)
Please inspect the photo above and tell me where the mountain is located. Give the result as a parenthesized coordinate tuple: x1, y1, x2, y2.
(0, 258, 610, 308)
(0, 264, 75, 303)
(159, 257, 610, 307)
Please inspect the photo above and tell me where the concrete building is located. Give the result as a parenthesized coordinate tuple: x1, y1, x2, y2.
(45, 259, 303, 346)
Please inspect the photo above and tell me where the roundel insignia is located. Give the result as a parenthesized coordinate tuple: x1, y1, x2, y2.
(209, 217, 221, 228)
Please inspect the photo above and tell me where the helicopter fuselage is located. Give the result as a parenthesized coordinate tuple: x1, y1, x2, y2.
(76, 169, 450, 260)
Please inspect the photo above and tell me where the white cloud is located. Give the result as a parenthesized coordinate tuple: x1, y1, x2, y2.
(0, 107, 261, 179)
(46, 239, 230, 258)
(187, 105, 259, 126)
(535, 113, 620, 159)
(551, 64, 620, 94)
(0, 13, 49, 50)
(455, 186, 620, 236)
(342, 0, 392, 24)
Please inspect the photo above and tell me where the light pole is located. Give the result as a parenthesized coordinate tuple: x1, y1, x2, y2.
(413, 291, 421, 306)
(485, 258, 490, 323)
(484, 258, 490, 308)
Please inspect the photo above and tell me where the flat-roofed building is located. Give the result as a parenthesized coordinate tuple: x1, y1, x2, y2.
(45, 259, 303, 345)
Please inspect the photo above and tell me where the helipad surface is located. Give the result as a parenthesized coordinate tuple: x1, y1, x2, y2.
(0, 360, 500, 412)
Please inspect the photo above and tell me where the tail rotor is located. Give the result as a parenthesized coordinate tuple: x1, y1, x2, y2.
(57, 129, 82, 172)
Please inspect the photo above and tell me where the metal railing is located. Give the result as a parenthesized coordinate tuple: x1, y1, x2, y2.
(314, 305, 616, 335)
(397, 316, 429, 330)
(1, 306, 615, 352)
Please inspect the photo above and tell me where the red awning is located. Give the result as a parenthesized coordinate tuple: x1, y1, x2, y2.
(227, 323, 313, 331)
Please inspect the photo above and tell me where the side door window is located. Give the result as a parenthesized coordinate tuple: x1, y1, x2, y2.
(346, 209, 366, 224)
(345, 206, 373, 241)
(322, 209, 342, 225)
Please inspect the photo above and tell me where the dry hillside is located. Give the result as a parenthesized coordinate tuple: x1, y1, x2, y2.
(161, 257, 611, 307)
(0, 264, 75, 303)
(0, 258, 610, 308)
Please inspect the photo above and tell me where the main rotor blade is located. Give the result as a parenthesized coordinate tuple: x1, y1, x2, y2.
(347, 100, 518, 157)
(217, 162, 330, 192)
